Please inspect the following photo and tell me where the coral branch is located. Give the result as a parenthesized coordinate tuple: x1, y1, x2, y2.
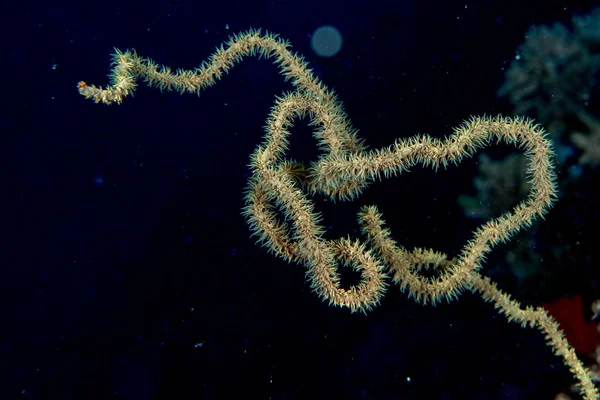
(78, 29, 598, 399)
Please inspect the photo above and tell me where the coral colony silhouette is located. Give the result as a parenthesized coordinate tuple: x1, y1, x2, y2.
(77, 30, 598, 399)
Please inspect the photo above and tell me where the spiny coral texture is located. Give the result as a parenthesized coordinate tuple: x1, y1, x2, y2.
(78, 29, 597, 399)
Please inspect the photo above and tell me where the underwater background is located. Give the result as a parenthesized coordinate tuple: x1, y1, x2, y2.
(2, 0, 600, 398)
